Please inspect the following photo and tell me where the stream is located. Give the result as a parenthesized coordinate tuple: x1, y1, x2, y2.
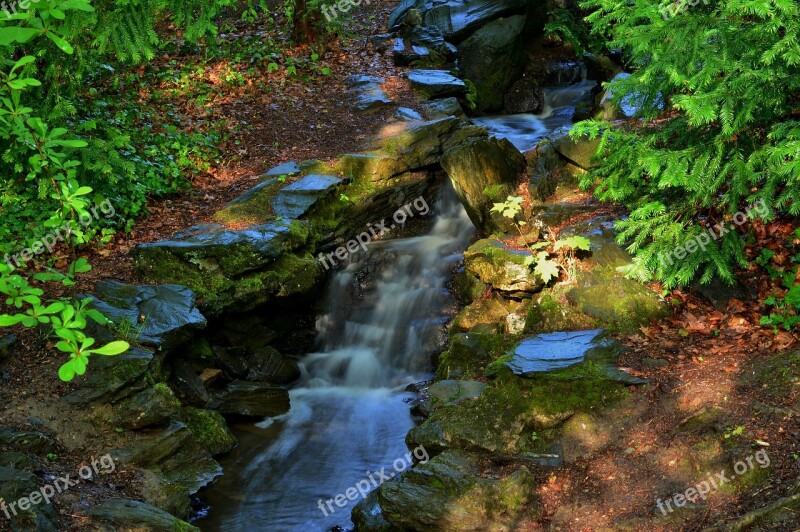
(198, 79, 595, 531)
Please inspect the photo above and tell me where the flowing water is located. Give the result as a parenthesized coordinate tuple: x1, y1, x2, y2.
(472, 79, 597, 152)
(199, 185, 476, 530)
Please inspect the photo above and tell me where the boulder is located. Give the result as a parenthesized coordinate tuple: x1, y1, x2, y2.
(64, 348, 155, 406)
(377, 451, 538, 530)
(546, 126, 601, 170)
(89, 281, 207, 349)
(113, 384, 182, 429)
(179, 407, 237, 456)
(505, 74, 545, 114)
(210, 381, 290, 418)
(395, 107, 424, 121)
(133, 220, 323, 315)
(108, 422, 222, 517)
(346, 75, 393, 113)
(565, 277, 671, 331)
(246, 347, 301, 384)
(463, 239, 544, 295)
(441, 137, 525, 235)
(0, 427, 53, 454)
(436, 332, 511, 380)
(406, 69, 467, 98)
(458, 15, 527, 112)
(86, 498, 199, 531)
(423, 97, 464, 118)
(0, 467, 57, 531)
(388, 0, 530, 41)
(352, 491, 399, 531)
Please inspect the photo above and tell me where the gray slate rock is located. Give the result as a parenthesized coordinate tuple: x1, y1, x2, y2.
(65, 348, 154, 406)
(407, 70, 467, 98)
(273, 174, 343, 219)
(210, 380, 291, 418)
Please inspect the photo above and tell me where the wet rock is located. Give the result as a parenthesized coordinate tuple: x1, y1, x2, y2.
(65, 348, 155, 406)
(113, 384, 182, 429)
(86, 498, 199, 531)
(0, 427, 53, 453)
(377, 450, 538, 530)
(0, 334, 16, 361)
(0, 467, 57, 531)
(388, 0, 530, 41)
(171, 359, 211, 406)
(423, 96, 464, 118)
(246, 347, 301, 384)
(505, 74, 544, 114)
(442, 137, 525, 235)
(352, 491, 399, 531)
(429, 379, 486, 407)
(89, 281, 207, 349)
(346, 76, 393, 113)
(212, 346, 250, 379)
(265, 161, 301, 177)
(463, 239, 544, 295)
(108, 422, 222, 517)
(406, 69, 466, 99)
(393, 37, 431, 66)
(179, 407, 237, 456)
(450, 269, 487, 305)
(458, 15, 527, 112)
(393, 25, 457, 68)
(437, 332, 511, 380)
(210, 381, 290, 418)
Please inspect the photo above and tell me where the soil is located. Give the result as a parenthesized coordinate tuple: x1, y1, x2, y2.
(1, 0, 798, 530)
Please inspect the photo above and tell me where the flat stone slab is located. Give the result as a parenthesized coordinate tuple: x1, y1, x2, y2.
(507, 329, 649, 384)
(90, 281, 206, 348)
(273, 174, 342, 219)
(407, 69, 467, 98)
(265, 161, 300, 177)
(346, 75, 393, 113)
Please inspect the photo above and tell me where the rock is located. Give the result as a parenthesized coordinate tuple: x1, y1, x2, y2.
(171, 359, 211, 406)
(505, 74, 544, 114)
(406, 69, 467, 98)
(133, 220, 323, 315)
(272, 174, 343, 219)
(113, 384, 182, 429)
(441, 137, 525, 235)
(395, 107, 424, 121)
(347, 76, 393, 113)
(0, 467, 57, 531)
(566, 277, 670, 331)
(450, 269, 487, 305)
(369, 33, 394, 51)
(0, 334, 16, 361)
(690, 275, 756, 311)
(0, 452, 32, 469)
(393, 25, 457, 67)
(246, 347, 301, 384)
(463, 239, 544, 295)
(377, 451, 538, 530)
(179, 407, 237, 456)
(423, 96, 464, 118)
(210, 381, 290, 418)
(582, 52, 623, 82)
(89, 281, 207, 349)
(0, 427, 53, 453)
(264, 161, 301, 177)
(450, 297, 513, 334)
(388, 0, 530, 41)
(458, 15, 527, 112)
(506, 329, 650, 384)
(546, 125, 601, 170)
(429, 380, 487, 407)
(436, 332, 510, 380)
(352, 491, 400, 531)
(108, 422, 222, 517)
(65, 348, 155, 406)
(393, 37, 431, 66)
(86, 498, 199, 531)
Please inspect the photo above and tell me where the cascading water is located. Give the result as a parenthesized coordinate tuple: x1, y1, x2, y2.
(472, 79, 597, 152)
(199, 184, 475, 530)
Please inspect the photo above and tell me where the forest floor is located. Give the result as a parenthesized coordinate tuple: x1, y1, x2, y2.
(1, 0, 799, 530)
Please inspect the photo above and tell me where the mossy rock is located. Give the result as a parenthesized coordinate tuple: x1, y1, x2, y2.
(86, 498, 199, 531)
(212, 178, 284, 226)
(450, 297, 512, 335)
(113, 383, 182, 429)
(0, 467, 57, 531)
(377, 450, 539, 531)
(463, 239, 543, 295)
(408, 370, 629, 456)
(566, 277, 671, 332)
(524, 288, 598, 334)
(437, 332, 514, 380)
(450, 270, 487, 305)
(180, 407, 237, 456)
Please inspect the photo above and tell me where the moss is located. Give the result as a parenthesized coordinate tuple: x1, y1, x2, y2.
(525, 286, 598, 334)
(566, 277, 670, 333)
(180, 407, 237, 456)
(747, 349, 799, 396)
(212, 179, 283, 226)
(437, 332, 515, 380)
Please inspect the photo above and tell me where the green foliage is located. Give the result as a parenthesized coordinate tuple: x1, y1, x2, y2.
(759, 229, 800, 332)
(543, 7, 601, 54)
(577, 0, 800, 288)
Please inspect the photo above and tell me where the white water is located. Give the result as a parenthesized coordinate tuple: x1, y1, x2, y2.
(199, 185, 475, 530)
(472, 79, 597, 152)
